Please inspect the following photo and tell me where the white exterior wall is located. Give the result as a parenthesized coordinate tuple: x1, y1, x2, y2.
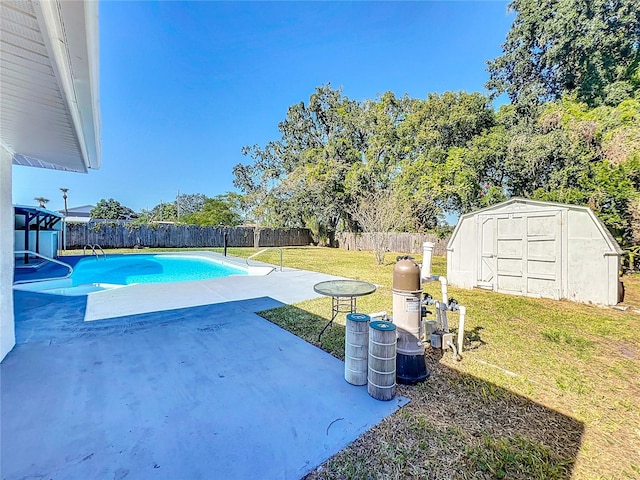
(1, 148, 15, 361)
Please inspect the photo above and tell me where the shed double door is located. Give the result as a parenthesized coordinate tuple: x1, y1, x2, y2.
(476, 211, 563, 299)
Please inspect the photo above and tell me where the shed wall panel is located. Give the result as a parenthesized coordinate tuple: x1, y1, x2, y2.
(446, 217, 475, 288)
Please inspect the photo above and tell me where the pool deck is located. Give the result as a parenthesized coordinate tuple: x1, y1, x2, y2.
(3, 256, 408, 479)
(83, 253, 348, 321)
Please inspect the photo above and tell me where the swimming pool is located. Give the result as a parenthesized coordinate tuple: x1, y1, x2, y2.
(14, 253, 272, 296)
(71, 254, 247, 285)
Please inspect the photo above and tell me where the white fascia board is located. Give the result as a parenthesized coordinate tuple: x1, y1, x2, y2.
(33, 0, 101, 172)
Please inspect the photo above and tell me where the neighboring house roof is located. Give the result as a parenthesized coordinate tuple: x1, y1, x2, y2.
(0, 0, 101, 172)
(58, 205, 94, 217)
(64, 216, 92, 223)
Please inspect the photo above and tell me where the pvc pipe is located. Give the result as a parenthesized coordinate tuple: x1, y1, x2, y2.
(457, 305, 466, 354)
(421, 242, 434, 280)
(421, 275, 448, 305)
(438, 276, 448, 305)
(445, 338, 458, 362)
(368, 311, 388, 320)
(440, 302, 449, 333)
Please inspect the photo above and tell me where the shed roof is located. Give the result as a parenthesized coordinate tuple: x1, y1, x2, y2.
(447, 198, 623, 255)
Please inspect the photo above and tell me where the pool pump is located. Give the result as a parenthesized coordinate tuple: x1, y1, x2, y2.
(389, 243, 468, 383)
(392, 256, 430, 384)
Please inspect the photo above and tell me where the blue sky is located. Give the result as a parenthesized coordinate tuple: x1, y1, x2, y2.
(13, 0, 513, 214)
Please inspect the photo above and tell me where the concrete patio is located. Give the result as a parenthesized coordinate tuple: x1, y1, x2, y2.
(2, 265, 408, 479)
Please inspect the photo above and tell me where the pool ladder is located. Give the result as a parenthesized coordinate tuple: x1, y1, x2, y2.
(83, 244, 106, 259)
(246, 247, 283, 271)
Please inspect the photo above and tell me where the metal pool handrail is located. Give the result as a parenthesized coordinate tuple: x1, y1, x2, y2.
(83, 244, 105, 259)
(246, 247, 283, 272)
(14, 250, 74, 284)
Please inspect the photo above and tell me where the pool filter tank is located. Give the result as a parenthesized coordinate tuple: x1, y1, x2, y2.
(392, 257, 429, 384)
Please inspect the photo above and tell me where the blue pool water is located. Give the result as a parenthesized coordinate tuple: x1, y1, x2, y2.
(70, 254, 246, 286)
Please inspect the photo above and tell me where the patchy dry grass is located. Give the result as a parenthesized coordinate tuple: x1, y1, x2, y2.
(77, 247, 640, 479)
(251, 247, 639, 480)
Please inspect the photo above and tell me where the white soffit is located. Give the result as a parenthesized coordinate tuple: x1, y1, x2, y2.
(0, 0, 101, 173)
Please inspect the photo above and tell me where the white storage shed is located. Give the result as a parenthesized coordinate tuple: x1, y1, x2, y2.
(446, 198, 623, 305)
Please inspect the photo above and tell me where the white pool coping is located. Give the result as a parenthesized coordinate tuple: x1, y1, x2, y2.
(13, 252, 276, 296)
(14, 252, 345, 321)
(84, 266, 343, 321)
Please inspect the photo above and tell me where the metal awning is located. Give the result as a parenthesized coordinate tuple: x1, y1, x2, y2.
(14, 205, 64, 229)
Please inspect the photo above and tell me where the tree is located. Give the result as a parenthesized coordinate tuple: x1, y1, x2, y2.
(490, 97, 640, 246)
(544, 99, 639, 244)
(34, 197, 49, 208)
(345, 92, 413, 195)
(487, 0, 640, 107)
(148, 202, 178, 222)
(350, 189, 410, 265)
(60, 188, 69, 216)
(395, 91, 497, 225)
(176, 193, 207, 219)
(90, 198, 137, 220)
(234, 84, 365, 244)
(181, 195, 241, 226)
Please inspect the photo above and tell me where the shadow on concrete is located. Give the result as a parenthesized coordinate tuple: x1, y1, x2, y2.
(257, 305, 585, 480)
(4, 292, 408, 480)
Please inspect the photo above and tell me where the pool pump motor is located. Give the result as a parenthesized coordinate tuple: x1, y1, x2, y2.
(392, 256, 430, 384)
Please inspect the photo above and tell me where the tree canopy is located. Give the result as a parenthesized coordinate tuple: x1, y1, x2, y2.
(181, 194, 242, 226)
(233, 88, 502, 240)
(486, 0, 640, 107)
(91, 199, 137, 220)
(228, 2, 639, 257)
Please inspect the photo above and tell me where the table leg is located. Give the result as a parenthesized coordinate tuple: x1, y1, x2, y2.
(317, 296, 358, 342)
(317, 310, 338, 342)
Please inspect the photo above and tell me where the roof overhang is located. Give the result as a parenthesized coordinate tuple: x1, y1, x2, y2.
(1, 0, 101, 173)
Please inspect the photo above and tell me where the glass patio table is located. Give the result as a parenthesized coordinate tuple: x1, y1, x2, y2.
(313, 279, 377, 341)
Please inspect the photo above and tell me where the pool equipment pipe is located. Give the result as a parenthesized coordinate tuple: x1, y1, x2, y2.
(456, 306, 466, 354)
(368, 311, 388, 321)
(420, 242, 466, 359)
(392, 256, 429, 384)
(421, 241, 434, 280)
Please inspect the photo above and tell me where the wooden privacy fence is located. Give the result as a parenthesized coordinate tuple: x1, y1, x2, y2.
(63, 223, 449, 255)
(64, 223, 312, 249)
(335, 232, 449, 256)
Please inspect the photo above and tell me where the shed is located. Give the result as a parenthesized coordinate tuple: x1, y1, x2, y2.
(446, 198, 624, 305)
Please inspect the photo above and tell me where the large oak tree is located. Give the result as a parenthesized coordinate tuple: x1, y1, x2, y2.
(487, 0, 640, 107)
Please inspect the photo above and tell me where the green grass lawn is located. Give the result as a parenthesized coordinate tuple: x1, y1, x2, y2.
(64, 246, 640, 479)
